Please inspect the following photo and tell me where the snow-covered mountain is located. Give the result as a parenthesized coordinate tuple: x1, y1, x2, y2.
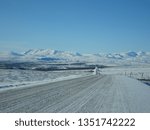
(0, 49, 150, 65)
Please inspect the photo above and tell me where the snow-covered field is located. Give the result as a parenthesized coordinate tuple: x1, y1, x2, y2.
(0, 65, 150, 90)
(0, 69, 92, 89)
(1, 49, 150, 112)
(102, 66, 150, 80)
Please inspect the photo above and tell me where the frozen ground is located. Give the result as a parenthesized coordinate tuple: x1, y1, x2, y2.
(0, 65, 150, 90)
(0, 74, 150, 113)
(1, 50, 150, 112)
(102, 66, 150, 80)
(0, 69, 91, 89)
(0, 66, 150, 112)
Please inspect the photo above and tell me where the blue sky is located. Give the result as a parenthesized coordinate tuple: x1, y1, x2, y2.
(0, 0, 150, 53)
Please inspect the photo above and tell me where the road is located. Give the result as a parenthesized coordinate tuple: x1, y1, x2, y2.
(0, 75, 150, 113)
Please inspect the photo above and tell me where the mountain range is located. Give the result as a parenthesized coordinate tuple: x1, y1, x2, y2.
(0, 49, 150, 65)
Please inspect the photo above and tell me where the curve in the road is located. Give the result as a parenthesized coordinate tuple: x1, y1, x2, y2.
(0, 75, 150, 113)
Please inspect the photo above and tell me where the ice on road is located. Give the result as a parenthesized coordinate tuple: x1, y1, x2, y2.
(0, 75, 150, 113)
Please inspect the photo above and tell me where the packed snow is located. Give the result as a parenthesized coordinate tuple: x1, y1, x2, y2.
(0, 74, 150, 112)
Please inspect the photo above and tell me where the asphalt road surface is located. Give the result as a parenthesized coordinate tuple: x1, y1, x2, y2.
(0, 75, 150, 113)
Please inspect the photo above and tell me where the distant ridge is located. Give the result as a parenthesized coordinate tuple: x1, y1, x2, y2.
(0, 49, 150, 65)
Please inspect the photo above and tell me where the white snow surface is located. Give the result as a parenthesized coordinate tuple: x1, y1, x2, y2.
(102, 66, 150, 79)
(0, 74, 150, 112)
(109, 75, 150, 112)
(0, 69, 91, 90)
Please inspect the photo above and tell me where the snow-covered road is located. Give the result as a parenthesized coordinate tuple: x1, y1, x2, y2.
(0, 75, 150, 113)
